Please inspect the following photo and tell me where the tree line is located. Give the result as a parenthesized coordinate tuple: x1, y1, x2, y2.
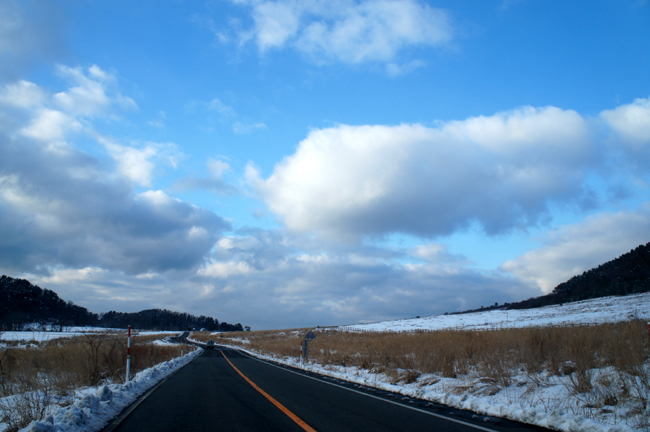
(0, 275, 244, 332)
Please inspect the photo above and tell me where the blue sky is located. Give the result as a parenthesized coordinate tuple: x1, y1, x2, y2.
(1, 0, 649, 329)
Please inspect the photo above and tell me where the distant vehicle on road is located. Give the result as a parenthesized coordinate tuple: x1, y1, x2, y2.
(206, 340, 215, 349)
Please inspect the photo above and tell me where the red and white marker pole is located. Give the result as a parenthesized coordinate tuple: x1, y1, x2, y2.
(126, 325, 132, 383)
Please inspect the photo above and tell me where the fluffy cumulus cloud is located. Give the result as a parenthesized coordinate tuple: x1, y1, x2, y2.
(600, 96, 650, 173)
(501, 204, 650, 293)
(601, 96, 650, 146)
(225, 0, 452, 65)
(248, 106, 596, 239)
(0, 68, 230, 277)
(249, 98, 650, 241)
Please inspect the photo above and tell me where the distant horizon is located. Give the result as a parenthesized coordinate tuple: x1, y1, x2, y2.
(5, 236, 648, 329)
(1, 0, 649, 329)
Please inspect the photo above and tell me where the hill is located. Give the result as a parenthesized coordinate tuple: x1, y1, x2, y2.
(512, 242, 650, 308)
(454, 241, 650, 315)
(0, 275, 244, 332)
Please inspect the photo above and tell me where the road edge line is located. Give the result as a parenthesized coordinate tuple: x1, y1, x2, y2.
(101, 350, 202, 432)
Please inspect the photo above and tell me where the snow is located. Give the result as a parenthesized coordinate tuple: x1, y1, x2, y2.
(336, 292, 650, 332)
(0, 327, 181, 344)
(6, 349, 202, 432)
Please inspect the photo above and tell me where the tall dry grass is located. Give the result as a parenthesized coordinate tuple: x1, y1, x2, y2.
(212, 322, 649, 380)
(0, 331, 185, 431)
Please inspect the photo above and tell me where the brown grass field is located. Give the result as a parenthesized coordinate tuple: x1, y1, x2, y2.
(194, 321, 648, 381)
(0, 331, 190, 431)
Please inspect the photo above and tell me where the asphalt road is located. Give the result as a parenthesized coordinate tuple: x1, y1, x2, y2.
(107, 346, 548, 432)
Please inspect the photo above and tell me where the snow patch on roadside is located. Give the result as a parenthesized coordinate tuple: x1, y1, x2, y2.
(13, 349, 202, 432)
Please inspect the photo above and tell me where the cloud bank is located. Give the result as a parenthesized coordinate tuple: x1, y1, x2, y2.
(248, 99, 650, 242)
(0, 67, 230, 277)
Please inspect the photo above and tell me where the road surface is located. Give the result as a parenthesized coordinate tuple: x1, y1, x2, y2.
(107, 346, 548, 432)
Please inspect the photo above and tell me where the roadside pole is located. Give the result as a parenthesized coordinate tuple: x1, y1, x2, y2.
(126, 325, 131, 383)
(300, 330, 316, 363)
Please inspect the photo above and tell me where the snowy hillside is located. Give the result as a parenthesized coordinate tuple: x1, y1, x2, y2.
(337, 292, 650, 332)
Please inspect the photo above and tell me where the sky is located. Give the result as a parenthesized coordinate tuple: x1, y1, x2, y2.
(0, 0, 649, 330)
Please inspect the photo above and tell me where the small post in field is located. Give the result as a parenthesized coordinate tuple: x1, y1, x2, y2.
(126, 325, 132, 383)
(300, 330, 316, 363)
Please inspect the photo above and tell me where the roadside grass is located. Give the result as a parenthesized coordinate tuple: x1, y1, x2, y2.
(0, 331, 186, 432)
(204, 321, 650, 429)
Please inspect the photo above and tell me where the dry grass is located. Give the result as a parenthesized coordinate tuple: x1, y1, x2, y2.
(214, 321, 649, 379)
(0, 331, 186, 431)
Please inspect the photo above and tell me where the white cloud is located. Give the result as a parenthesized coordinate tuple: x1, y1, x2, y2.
(95, 136, 181, 187)
(0, 132, 230, 276)
(207, 158, 232, 178)
(102, 139, 158, 187)
(601, 96, 650, 146)
(20, 108, 82, 141)
(2, 66, 139, 147)
(248, 106, 593, 239)
(0, 65, 229, 278)
(501, 204, 650, 293)
(226, 0, 452, 65)
(199, 261, 253, 278)
(0, 80, 48, 108)
(53, 65, 137, 117)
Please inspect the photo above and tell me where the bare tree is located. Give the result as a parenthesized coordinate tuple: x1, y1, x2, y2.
(80, 331, 111, 385)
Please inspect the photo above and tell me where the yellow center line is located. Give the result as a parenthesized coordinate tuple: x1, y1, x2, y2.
(219, 349, 317, 432)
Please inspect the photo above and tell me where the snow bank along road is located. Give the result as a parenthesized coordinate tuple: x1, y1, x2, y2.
(105, 346, 547, 432)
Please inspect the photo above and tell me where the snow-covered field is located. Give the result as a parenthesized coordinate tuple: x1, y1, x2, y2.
(1, 327, 181, 344)
(338, 292, 650, 332)
(0, 349, 201, 432)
